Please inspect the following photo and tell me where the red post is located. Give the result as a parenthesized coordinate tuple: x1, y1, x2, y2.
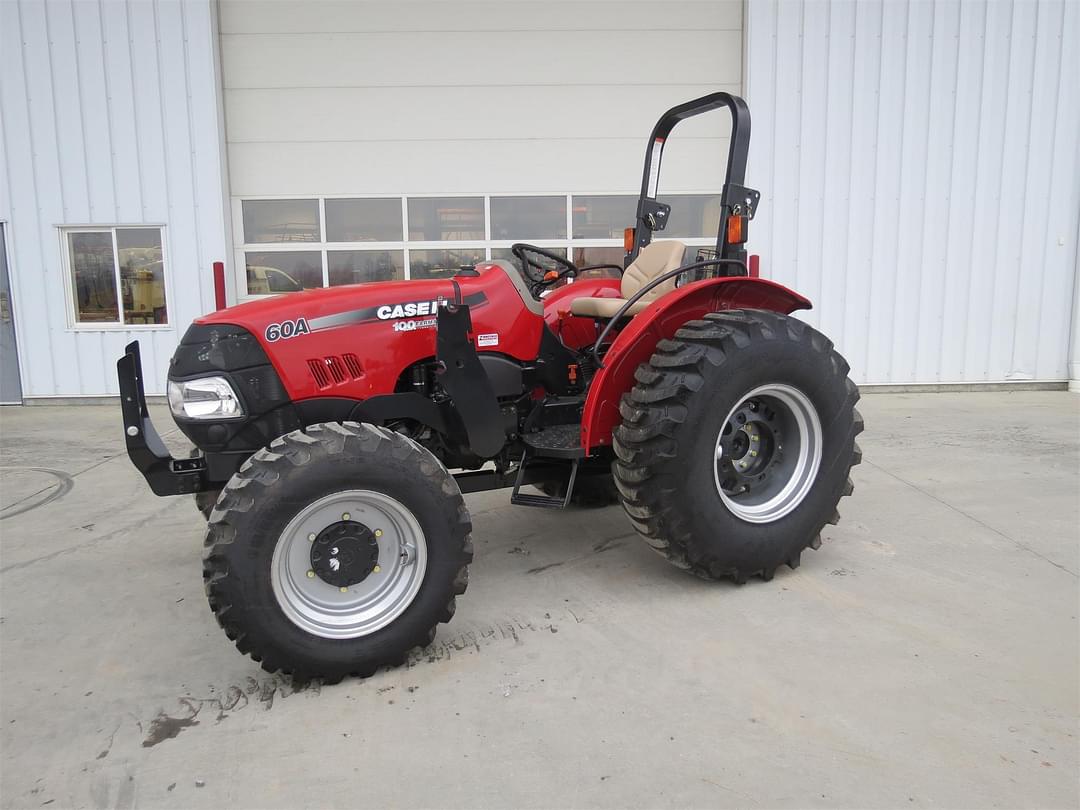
(748, 254, 760, 278)
(213, 261, 227, 310)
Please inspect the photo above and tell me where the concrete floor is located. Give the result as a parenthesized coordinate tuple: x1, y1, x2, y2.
(0, 392, 1076, 809)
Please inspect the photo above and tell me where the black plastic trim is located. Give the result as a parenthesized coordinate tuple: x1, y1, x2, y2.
(435, 303, 505, 459)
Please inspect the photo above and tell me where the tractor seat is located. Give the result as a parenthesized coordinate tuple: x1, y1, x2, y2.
(569, 240, 687, 319)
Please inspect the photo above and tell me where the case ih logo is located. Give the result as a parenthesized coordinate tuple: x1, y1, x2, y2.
(376, 300, 441, 320)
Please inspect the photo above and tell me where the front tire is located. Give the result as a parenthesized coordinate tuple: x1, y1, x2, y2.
(203, 422, 472, 682)
(194, 488, 220, 520)
(612, 310, 863, 582)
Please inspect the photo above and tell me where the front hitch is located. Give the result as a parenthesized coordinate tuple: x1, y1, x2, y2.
(117, 341, 210, 496)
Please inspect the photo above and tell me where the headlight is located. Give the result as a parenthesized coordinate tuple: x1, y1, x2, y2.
(167, 376, 245, 420)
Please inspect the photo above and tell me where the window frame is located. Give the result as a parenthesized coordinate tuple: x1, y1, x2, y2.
(233, 192, 722, 300)
(59, 223, 172, 332)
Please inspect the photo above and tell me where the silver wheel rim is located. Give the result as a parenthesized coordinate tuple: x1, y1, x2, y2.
(713, 383, 822, 524)
(271, 490, 428, 639)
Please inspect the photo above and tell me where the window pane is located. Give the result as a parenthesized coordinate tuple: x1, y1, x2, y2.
(571, 195, 636, 239)
(657, 194, 722, 238)
(68, 231, 119, 323)
(242, 199, 320, 243)
(572, 246, 626, 271)
(328, 250, 404, 285)
(407, 197, 484, 241)
(117, 228, 167, 324)
(325, 199, 402, 242)
(490, 196, 566, 240)
(245, 251, 322, 294)
(409, 248, 486, 280)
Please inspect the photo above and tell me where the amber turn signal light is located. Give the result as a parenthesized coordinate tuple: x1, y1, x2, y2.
(623, 227, 636, 253)
(726, 214, 746, 244)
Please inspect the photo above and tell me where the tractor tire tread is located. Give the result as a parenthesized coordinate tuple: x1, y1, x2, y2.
(611, 309, 863, 583)
(203, 421, 472, 683)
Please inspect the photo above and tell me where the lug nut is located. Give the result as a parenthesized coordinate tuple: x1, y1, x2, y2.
(339, 587, 348, 593)
(751, 435, 759, 442)
(306, 570, 315, 578)
(373, 565, 382, 573)
(308, 532, 316, 542)
(342, 513, 351, 521)
(750, 450, 758, 457)
(374, 529, 383, 538)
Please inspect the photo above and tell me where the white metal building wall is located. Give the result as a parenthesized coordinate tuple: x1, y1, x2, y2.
(219, 1, 742, 198)
(746, 0, 1080, 386)
(0, 0, 228, 397)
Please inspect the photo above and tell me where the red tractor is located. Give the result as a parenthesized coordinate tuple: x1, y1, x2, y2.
(119, 92, 862, 682)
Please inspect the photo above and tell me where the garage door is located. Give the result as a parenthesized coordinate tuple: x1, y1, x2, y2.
(218, 0, 744, 297)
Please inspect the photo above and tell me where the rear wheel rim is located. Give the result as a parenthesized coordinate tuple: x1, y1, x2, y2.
(713, 383, 822, 524)
(271, 490, 428, 639)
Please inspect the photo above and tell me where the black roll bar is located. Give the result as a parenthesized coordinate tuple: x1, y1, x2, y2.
(629, 92, 759, 265)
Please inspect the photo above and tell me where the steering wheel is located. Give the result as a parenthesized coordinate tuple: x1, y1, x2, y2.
(510, 243, 579, 294)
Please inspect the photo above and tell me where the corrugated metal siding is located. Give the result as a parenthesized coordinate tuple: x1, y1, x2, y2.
(0, 0, 228, 396)
(746, 0, 1080, 385)
(219, 0, 743, 197)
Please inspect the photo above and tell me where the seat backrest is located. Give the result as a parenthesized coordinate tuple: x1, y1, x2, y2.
(620, 240, 687, 302)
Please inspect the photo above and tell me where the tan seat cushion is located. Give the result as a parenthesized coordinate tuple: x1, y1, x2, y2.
(567, 296, 654, 319)
(569, 240, 686, 319)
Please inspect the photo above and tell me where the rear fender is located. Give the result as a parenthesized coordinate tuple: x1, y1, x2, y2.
(580, 277, 811, 453)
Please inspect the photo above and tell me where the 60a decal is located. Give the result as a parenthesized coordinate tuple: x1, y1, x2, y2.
(264, 318, 310, 342)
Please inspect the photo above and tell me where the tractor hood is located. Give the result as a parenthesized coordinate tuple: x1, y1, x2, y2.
(194, 277, 459, 344)
(177, 262, 546, 404)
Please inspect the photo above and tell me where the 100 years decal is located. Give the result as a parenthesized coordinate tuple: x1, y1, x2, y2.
(265, 297, 450, 341)
(264, 318, 310, 341)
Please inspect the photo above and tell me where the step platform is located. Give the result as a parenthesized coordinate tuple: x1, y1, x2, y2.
(511, 424, 583, 508)
(521, 424, 584, 459)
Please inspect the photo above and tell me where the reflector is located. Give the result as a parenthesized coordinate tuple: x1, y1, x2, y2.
(726, 215, 745, 244)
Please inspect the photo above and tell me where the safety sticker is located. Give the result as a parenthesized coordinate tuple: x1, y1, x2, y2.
(477, 333, 499, 347)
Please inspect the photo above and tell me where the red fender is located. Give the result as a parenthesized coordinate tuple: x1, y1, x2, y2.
(581, 277, 812, 453)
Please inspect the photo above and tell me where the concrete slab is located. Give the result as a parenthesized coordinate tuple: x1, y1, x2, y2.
(0, 392, 1077, 809)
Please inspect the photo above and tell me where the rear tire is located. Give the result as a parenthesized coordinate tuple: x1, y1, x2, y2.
(203, 422, 472, 682)
(612, 310, 862, 582)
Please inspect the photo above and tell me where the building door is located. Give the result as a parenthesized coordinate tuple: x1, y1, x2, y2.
(0, 224, 22, 404)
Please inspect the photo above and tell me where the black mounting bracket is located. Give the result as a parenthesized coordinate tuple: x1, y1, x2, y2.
(640, 199, 672, 231)
(435, 303, 505, 459)
(721, 184, 761, 220)
(117, 341, 210, 496)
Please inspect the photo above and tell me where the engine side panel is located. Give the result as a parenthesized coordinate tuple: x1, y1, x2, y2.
(193, 264, 544, 402)
(580, 277, 813, 453)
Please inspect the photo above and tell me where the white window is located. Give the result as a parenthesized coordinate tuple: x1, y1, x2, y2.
(235, 194, 722, 298)
(62, 226, 169, 327)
